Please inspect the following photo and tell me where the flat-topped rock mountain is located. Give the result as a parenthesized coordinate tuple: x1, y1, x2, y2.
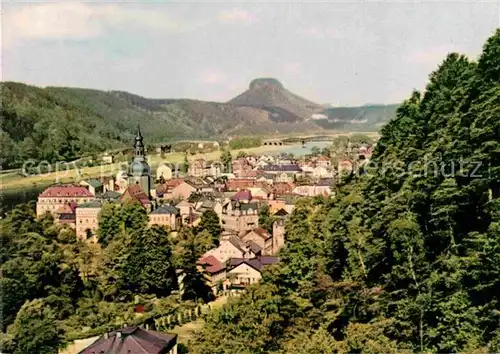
(229, 78, 323, 122)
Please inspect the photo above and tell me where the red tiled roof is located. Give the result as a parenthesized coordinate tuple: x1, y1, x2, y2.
(232, 189, 252, 201)
(226, 179, 256, 190)
(55, 202, 78, 214)
(272, 182, 295, 196)
(39, 185, 94, 198)
(197, 255, 225, 274)
(165, 178, 185, 188)
(121, 185, 150, 208)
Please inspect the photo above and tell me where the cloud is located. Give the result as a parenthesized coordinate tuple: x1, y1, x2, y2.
(6, 3, 102, 40)
(217, 9, 258, 24)
(298, 26, 344, 39)
(284, 62, 301, 75)
(3, 3, 182, 47)
(198, 70, 226, 85)
(407, 46, 459, 65)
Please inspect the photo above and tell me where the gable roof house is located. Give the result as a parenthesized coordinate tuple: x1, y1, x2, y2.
(241, 227, 273, 255)
(36, 184, 95, 218)
(203, 236, 251, 263)
(78, 326, 177, 354)
(80, 178, 105, 195)
(149, 205, 181, 230)
(226, 256, 279, 288)
(197, 255, 226, 294)
(231, 189, 253, 203)
(170, 181, 197, 200)
(55, 202, 78, 227)
(121, 184, 151, 211)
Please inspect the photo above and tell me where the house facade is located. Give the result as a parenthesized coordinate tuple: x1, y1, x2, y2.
(148, 205, 181, 230)
(156, 163, 174, 181)
(203, 236, 250, 263)
(75, 200, 103, 241)
(170, 182, 197, 200)
(36, 185, 95, 217)
(221, 202, 259, 236)
(241, 228, 273, 255)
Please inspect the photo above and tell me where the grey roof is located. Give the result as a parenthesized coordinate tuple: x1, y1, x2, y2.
(258, 256, 279, 265)
(86, 178, 103, 188)
(260, 164, 302, 172)
(228, 236, 248, 254)
(78, 326, 177, 354)
(247, 241, 262, 254)
(316, 178, 333, 187)
(240, 202, 259, 211)
(99, 190, 122, 200)
(151, 205, 179, 215)
(78, 200, 103, 208)
(228, 256, 278, 272)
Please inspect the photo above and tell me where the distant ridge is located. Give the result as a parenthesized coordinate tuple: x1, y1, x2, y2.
(1, 79, 398, 169)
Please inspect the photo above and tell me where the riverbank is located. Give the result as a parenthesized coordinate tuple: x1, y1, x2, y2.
(0, 144, 310, 192)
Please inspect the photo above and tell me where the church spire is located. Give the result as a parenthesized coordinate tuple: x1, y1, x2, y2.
(133, 125, 145, 159)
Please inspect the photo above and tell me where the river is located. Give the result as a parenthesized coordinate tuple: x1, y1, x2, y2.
(262, 141, 332, 156)
(1, 141, 333, 214)
(0, 185, 48, 216)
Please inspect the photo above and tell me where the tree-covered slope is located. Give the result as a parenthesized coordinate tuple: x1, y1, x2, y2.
(0, 83, 197, 169)
(316, 104, 399, 131)
(188, 30, 500, 353)
(0, 79, 395, 170)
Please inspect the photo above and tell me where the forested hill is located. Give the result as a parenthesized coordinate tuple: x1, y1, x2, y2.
(0, 80, 396, 170)
(189, 30, 500, 353)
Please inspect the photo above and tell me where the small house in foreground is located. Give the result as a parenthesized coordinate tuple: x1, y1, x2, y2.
(78, 326, 177, 354)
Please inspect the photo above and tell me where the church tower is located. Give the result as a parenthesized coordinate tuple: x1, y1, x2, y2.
(128, 126, 151, 198)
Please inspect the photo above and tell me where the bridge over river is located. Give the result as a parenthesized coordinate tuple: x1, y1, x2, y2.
(262, 134, 350, 146)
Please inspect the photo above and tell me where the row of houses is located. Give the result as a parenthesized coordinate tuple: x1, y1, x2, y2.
(154, 153, 357, 183)
(196, 208, 288, 294)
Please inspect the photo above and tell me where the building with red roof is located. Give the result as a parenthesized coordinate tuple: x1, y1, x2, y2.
(226, 178, 256, 191)
(55, 201, 78, 228)
(231, 189, 252, 203)
(36, 184, 95, 217)
(121, 184, 152, 211)
(197, 255, 226, 294)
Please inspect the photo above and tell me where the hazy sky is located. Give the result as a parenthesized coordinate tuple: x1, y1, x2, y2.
(2, 1, 499, 105)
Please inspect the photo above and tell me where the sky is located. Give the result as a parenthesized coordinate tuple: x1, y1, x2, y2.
(2, 1, 500, 106)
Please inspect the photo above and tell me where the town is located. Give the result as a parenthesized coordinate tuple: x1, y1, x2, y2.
(36, 128, 375, 297)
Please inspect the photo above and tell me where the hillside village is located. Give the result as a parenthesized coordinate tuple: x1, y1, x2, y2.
(35, 128, 375, 298)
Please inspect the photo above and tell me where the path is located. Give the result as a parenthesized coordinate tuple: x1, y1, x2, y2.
(170, 295, 231, 345)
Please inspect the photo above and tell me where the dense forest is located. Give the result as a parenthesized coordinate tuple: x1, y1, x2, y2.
(0, 201, 224, 353)
(188, 30, 500, 353)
